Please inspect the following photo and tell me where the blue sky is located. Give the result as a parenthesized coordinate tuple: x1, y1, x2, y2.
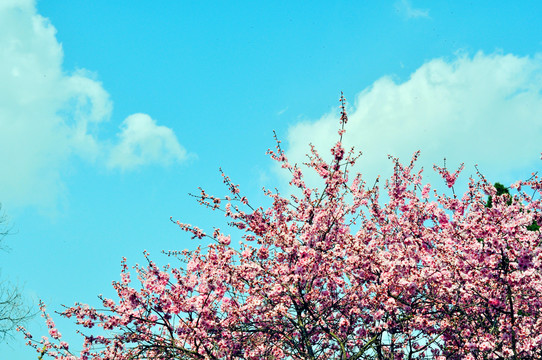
(1, 0, 542, 357)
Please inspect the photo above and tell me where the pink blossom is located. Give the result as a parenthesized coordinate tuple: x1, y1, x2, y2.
(23, 97, 542, 360)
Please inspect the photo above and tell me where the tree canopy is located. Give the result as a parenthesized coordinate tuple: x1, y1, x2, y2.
(21, 97, 542, 359)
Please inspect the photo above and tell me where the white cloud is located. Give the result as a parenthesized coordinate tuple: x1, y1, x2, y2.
(107, 114, 188, 171)
(0, 0, 33, 11)
(285, 52, 542, 190)
(395, 0, 430, 19)
(0, 1, 188, 210)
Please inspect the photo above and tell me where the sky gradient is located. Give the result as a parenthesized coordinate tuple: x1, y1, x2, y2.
(1, 0, 542, 357)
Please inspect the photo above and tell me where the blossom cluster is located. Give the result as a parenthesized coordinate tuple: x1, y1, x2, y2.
(21, 97, 542, 359)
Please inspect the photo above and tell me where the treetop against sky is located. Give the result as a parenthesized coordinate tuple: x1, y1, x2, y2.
(0, 0, 541, 358)
(20, 100, 542, 358)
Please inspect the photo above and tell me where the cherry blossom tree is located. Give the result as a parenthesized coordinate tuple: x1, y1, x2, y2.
(21, 96, 542, 359)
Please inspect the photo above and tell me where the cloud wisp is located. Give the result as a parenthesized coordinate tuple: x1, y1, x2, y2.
(285, 52, 542, 189)
(395, 0, 430, 19)
(108, 114, 188, 171)
(0, 1, 188, 209)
